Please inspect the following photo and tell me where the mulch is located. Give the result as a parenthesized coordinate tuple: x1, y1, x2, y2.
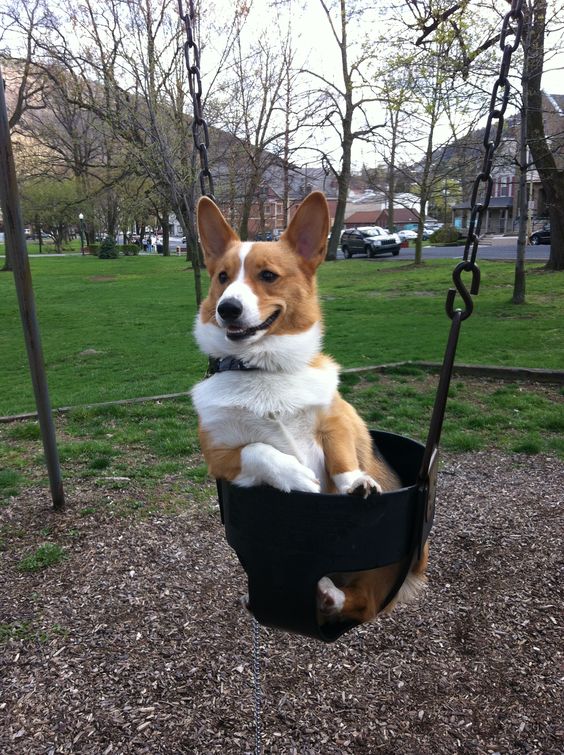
(1, 450, 562, 754)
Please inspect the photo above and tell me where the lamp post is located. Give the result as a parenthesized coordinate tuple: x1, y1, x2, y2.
(442, 184, 448, 226)
(78, 212, 85, 255)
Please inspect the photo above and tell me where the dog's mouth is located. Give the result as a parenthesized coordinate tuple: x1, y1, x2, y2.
(226, 309, 281, 341)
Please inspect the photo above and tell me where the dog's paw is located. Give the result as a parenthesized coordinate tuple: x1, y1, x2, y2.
(317, 576, 345, 618)
(280, 457, 321, 494)
(348, 473, 382, 498)
(237, 443, 320, 494)
(333, 470, 382, 498)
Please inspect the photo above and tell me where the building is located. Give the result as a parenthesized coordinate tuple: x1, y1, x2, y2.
(451, 91, 564, 234)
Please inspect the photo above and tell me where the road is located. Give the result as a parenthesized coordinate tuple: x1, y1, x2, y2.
(1, 236, 550, 263)
(337, 236, 550, 263)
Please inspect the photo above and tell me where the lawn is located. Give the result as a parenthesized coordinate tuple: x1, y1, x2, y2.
(0, 254, 562, 416)
(1, 372, 562, 506)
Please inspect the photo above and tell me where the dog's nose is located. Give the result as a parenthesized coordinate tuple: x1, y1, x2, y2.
(217, 297, 243, 322)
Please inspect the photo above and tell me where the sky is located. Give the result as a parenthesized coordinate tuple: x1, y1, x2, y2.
(208, 0, 564, 170)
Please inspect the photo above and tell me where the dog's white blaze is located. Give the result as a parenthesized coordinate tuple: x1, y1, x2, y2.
(217, 242, 260, 326)
(236, 241, 253, 281)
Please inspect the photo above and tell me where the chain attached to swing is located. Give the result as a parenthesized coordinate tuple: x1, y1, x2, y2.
(419, 0, 524, 492)
(252, 618, 263, 755)
(177, 7, 262, 750)
(446, 0, 524, 322)
(177, 0, 215, 202)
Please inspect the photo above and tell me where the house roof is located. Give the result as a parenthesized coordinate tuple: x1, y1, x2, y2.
(345, 211, 380, 225)
(453, 196, 513, 210)
(378, 208, 419, 223)
(546, 93, 564, 115)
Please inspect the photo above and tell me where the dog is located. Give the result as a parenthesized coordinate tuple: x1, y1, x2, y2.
(191, 191, 428, 626)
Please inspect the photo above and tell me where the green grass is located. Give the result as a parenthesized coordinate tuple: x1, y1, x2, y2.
(349, 371, 563, 457)
(0, 468, 23, 500)
(0, 239, 82, 255)
(0, 621, 68, 644)
(0, 255, 562, 417)
(18, 542, 67, 571)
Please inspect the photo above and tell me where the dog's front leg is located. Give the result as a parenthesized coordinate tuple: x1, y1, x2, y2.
(318, 398, 381, 498)
(200, 428, 320, 494)
(236, 443, 321, 493)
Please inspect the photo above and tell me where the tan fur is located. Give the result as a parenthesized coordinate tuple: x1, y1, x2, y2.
(195, 192, 428, 628)
(317, 392, 400, 493)
(199, 428, 242, 481)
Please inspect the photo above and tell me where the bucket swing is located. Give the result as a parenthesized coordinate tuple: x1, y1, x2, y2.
(179, 0, 524, 642)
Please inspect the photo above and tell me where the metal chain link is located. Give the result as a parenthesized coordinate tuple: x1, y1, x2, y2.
(420, 0, 524, 486)
(178, 7, 261, 749)
(177, 0, 215, 201)
(252, 618, 263, 755)
(447, 0, 524, 320)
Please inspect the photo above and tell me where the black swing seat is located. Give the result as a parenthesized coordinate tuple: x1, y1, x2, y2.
(218, 431, 437, 642)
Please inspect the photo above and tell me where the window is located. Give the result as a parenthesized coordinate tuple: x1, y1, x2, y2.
(497, 176, 511, 197)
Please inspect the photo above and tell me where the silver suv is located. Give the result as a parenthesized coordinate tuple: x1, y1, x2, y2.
(341, 226, 401, 258)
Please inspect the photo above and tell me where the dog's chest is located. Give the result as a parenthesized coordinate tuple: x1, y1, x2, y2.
(191, 364, 338, 464)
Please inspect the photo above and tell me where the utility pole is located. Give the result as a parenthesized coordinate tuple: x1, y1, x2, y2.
(0, 68, 65, 510)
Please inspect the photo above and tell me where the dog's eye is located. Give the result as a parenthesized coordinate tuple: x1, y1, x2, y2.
(259, 270, 278, 283)
(218, 271, 229, 284)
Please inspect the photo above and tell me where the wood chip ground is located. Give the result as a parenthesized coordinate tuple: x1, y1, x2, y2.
(1, 451, 562, 754)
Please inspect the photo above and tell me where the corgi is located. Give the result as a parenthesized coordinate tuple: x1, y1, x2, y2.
(191, 191, 428, 626)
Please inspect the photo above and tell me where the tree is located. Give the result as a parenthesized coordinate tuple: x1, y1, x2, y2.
(0, 0, 51, 270)
(306, 0, 385, 260)
(411, 0, 564, 271)
(381, 2, 498, 263)
(28, 0, 244, 303)
(526, 0, 564, 271)
(20, 177, 78, 251)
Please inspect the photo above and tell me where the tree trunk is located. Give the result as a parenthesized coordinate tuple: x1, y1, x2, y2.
(161, 216, 170, 256)
(513, 26, 530, 305)
(327, 132, 352, 261)
(238, 169, 261, 241)
(1, 242, 11, 271)
(526, 0, 564, 271)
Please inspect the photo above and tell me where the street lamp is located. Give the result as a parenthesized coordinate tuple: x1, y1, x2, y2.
(78, 213, 85, 255)
(442, 185, 448, 226)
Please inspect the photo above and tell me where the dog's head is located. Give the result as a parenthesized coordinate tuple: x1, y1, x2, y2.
(195, 191, 330, 366)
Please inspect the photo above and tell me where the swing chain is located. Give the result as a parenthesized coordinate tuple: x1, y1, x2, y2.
(446, 0, 524, 321)
(177, 0, 216, 201)
(252, 618, 263, 755)
(421, 0, 524, 488)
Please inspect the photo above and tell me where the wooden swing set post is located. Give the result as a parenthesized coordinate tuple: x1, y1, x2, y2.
(0, 67, 65, 511)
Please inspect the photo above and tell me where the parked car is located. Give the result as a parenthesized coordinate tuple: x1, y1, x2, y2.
(398, 229, 417, 241)
(341, 227, 401, 258)
(529, 225, 550, 245)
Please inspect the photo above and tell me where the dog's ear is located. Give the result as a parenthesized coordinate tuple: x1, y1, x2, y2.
(197, 197, 239, 265)
(282, 191, 330, 270)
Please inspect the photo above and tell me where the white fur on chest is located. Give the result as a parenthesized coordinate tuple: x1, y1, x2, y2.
(191, 362, 338, 482)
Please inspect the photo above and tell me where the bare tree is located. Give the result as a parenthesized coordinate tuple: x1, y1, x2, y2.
(411, 0, 564, 271)
(0, 0, 51, 270)
(305, 0, 385, 260)
(27, 0, 244, 303)
(526, 0, 564, 271)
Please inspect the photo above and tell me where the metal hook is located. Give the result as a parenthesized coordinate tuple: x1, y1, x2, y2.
(446, 261, 481, 321)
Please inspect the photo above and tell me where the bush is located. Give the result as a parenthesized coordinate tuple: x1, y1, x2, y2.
(84, 244, 100, 256)
(430, 225, 463, 245)
(121, 244, 139, 256)
(98, 237, 119, 259)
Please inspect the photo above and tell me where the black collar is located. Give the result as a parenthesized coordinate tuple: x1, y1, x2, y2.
(207, 356, 259, 376)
